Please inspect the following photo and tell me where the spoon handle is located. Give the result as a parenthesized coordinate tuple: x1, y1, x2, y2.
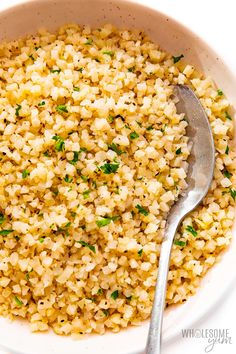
(146, 218, 180, 354)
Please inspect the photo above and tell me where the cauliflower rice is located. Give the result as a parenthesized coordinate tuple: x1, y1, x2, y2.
(0, 24, 235, 336)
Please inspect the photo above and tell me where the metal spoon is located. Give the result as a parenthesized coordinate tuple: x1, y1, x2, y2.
(146, 85, 215, 354)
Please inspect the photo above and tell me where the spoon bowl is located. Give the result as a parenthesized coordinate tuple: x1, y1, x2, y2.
(146, 84, 215, 354)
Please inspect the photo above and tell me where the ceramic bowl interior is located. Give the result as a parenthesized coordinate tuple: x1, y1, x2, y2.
(0, 1, 235, 354)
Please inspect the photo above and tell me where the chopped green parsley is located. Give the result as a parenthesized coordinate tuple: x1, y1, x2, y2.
(138, 248, 143, 257)
(0, 213, 5, 225)
(223, 169, 232, 179)
(111, 290, 119, 300)
(69, 151, 79, 165)
(77, 240, 96, 253)
(85, 38, 93, 45)
(172, 54, 184, 63)
(146, 125, 154, 131)
(0, 229, 13, 235)
(96, 216, 120, 228)
(102, 50, 114, 57)
(15, 104, 22, 117)
(64, 174, 73, 183)
(50, 68, 61, 73)
(174, 240, 186, 247)
(135, 204, 149, 216)
(129, 131, 139, 140)
(225, 111, 232, 120)
(14, 296, 23, 306)
(128, 66, 135, 72)
(22, 169, 30, 179)
(100, 162, 119, 174)
(108, 143, 124, 156)
(56, 105, 68, 113)
(229, 188, 236, 200)
(83, 190, 90, 199)
(73, 87, 80, 92)
(186, 225, 197, 237)
(52, 135, 65, 152)
(176, 148, 182, 155)
(102, 309, 109, 316)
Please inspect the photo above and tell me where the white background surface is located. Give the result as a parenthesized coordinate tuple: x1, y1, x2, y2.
(0, 0, 235, 354)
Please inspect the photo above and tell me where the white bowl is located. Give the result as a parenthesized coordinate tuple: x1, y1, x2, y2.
(0, 1, 235, 354)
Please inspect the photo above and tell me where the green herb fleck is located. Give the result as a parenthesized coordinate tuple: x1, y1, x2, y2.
(77, 67, 83, 73)
(111, 290, 119, 300)
(73, 87, 80, 92)
(0, 229, 13, 235)
(97, 288, 103, 295)
(77, 240, 96, 253)
(102, 309, 109, 316)
(100, 163, 119, 174)
(135, 204, 149, 216)
(174, 240, 186, 247)
(172, 54, 184, 63)
(176, 148, 182, 155)
(138, 248, 143, 256)
(43, 151, 50, 157)
(223, 169, 232, 179)
(52, 135, 65, 152)
(14, 296, 23, 306)
(128, 66, 135, 72)
(186, 225, 197, 237)
(39, 237, 45, 243)
(25, 269, 33, 281)
(225, 111, 232, 120)
(38, 101, 45, 107)
(50, 68, 61, 73)
(0, 213, 5, 225)
(129, 131, 139, 140)
(15, 104, 22, 117)
(229, 188, 236, 200)
(80, 147, 87, 153)
(69, 151, 79, 165)
(71, 211, 76, 218)
(225, 146, 229, 155)
(83, 190, 90, 199)
(217, 89, 223, 96)
(64, 174, 73, 183)
(35, 46, 41, 50)
(161, 124, 167, 133)
(96, 216, 120, 228)
(81, 175, 89, 182)
(29, 54, 34, 61)
(108, 115, 114, 123)
(85, 38, 93, 45)
(108, 143, 124, 156)
(146, 125, 154, 131)
(56, 105, 68, 113)
(92, 180, 97, 189)
(51, 188, 59, 196)
(102, 50, 114, 57)
(22, 169, 30, 179)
